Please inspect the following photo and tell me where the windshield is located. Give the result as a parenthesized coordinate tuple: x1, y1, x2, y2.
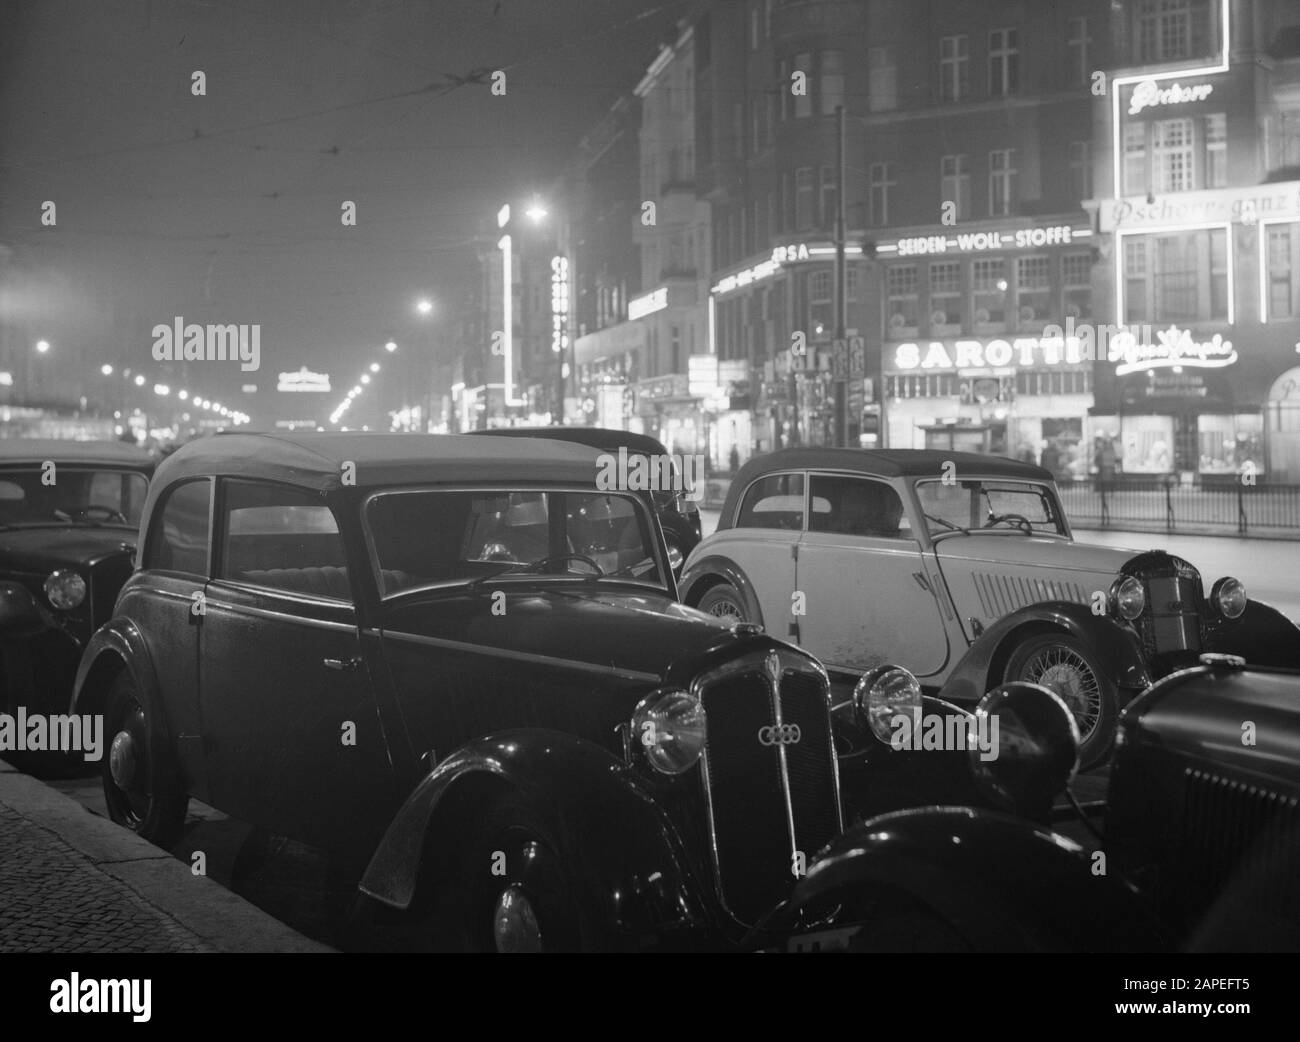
(915, 479, 1067, 537)
(365, 487, 666, 596)
(0, 467, 149, 527)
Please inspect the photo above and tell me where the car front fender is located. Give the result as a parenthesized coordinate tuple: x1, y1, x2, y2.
(0, 581, 48, 638)
(358, 730, 705, 936)
(784, 806, 1166, 952)
(677, 554, 765, 628)
(938, 601, 1151, 705)
(71, 618, 161, 722)
(1206, 599, 1300, 668)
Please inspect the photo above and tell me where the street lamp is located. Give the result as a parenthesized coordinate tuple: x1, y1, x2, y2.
(385, 340, 397, 353)
(100, 364, 113, 376)
(416, 299, 433, 316)
(35, 340, 50, 354)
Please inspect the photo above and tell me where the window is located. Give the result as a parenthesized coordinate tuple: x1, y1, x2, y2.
(988, 28, 1019, 97)
(779, 58, 792, 120)
(737, 472, 806, 530)
(1268, 223, 1299, 319)
(1122, 229, 1229, 323)
(868, 46, 897, 112)
(795, 166, 815, 229)
(820, 50, 845, 115)
(793, 52, 813, 118)
(869, 161, 895, 226)
(989, 149, 1017, 216)
(819, 165, 837, 228)
(1137, 0, 1215, 63)
(1205, 112, 1226, 187)
(1063, 252, 1094, 321)
(367, 489, 663, 593)
(972, 258, 1008, 328)
(929, 261, 962, 330)
(146, 479, 210, 576)
(1070, 141, 1092, 203)
(939, 35, 969, 102)
(1017, 255, 1051, 325)
(915, 479, 1066, 536)
(220, 481, 347, 597)
(887, 264, 919, 335)
(1153, 118, 1193, 191)
(808, 475, 909, 539)
(941, 154, 970, 220)
(1123, 124, 1148, 196)
(808, 270, 833, 337)
(1067, 16, 1091, 87)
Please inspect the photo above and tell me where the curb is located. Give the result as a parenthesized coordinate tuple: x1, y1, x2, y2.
(0, 759, 333, 953)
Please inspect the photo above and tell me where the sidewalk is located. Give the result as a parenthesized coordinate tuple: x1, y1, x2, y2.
(0, 759, 331, 953)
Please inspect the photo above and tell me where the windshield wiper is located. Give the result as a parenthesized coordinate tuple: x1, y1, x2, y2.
(924, 512, 967, 534)
(463, 562, 527, 592)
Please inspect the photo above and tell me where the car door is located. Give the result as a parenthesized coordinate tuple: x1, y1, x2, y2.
(717, 470, 806, 639)
(134, 477, 212, 799)
(198, 478, 392, 853)
(796, 473, 950, 678)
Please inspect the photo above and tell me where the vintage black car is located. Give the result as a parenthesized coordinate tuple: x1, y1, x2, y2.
(73, 431, 1146, 952)
(470, 426, 702, 574)
(0, 439, 152, 771)
(811, 654, 1300, 951)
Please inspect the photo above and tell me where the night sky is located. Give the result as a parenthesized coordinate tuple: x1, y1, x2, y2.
(0, 0, 688, 419)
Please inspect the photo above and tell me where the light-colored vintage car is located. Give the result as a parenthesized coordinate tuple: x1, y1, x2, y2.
(679, 448, 1300, 768)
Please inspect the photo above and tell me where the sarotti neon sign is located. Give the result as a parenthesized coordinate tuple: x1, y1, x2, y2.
(892, 335, 1093, 371)
(1127, 79, 1214, 116)
(1111, 326, 1237, 375)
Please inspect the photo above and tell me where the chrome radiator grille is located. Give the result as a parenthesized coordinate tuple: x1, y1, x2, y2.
(697, 650, 841, 925)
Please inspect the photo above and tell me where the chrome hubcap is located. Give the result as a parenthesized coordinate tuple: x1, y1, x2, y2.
(493, 884, 542, 953)
(109, 729, 137, 789)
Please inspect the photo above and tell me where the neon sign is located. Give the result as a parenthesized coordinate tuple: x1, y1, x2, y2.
(276, 367, 331, 392)
(628, 286, 666, 320)
(1127, 79, 1214, 116)
(1110, 326, 1237, 375)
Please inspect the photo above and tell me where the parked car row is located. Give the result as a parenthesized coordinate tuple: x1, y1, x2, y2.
(2, 431, 1298, 951)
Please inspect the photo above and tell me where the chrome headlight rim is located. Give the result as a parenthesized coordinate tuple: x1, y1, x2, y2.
(43, 568, 87, 611)
(854, 664, 922, 745)
(1109, 575, 1146, 621)
(631, 687, 707, 775)
(1211, 576, 1247, 620)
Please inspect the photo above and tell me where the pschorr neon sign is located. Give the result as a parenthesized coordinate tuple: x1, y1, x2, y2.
(628, 286, 666, 320)
(1127, 79, 1214, 116)
(1111, 326, 1237, 376)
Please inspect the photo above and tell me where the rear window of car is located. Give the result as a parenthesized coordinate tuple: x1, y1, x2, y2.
(736, 473, 805, 530)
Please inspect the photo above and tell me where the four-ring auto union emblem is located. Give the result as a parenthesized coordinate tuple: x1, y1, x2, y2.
(758, 723, 802, 746)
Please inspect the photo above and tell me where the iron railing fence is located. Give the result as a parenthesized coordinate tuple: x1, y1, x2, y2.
(1057, 479, 1300, 535)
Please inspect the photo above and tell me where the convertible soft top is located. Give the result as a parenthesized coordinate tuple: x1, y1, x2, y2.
(718, 448, 1054, 531)
(468, 426, 670, 457)
(148, 430, 605, 501)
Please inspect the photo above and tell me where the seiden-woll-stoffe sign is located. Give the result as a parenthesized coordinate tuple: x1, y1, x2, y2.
(892, 225, 1081, 256)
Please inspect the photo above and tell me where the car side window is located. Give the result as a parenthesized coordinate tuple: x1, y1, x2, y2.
(736, 473, 805, 530)
(808, 475, 909, 540)
(145, 479, 212, 576)
(218, 480, 350, 600)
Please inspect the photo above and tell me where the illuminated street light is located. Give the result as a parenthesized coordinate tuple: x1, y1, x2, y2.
(100, 364, 113, 376)
(154, 384, 170, 396)
(525, 203, 548, 223)
(385, 340, 397, 353)
(416, 299, 433, 316)
(370, 362, 380, 373)
(361, 374, 371, 385)
(134, 375, 146, 387)
(35, 340, 50, 354)
(178, 390, 189, 401)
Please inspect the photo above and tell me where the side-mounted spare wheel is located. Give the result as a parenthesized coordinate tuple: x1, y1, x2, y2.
(101, 670, 188, 849)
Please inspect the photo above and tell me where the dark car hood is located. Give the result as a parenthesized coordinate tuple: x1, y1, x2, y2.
(0, 526, 136, 573)
(381, 583, 740, 680)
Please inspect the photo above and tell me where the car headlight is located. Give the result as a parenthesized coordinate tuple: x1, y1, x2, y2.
(1212, 576, 1247, 619)
(631, 689, 706, 774)
(1110, 575, 1145, 621)
(854, 665, 922, 744)
(44, 569, 86, 611)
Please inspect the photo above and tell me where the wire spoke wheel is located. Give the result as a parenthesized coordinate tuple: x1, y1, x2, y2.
(698, 583, 747, 622)
(1022, 646, 1102, 738)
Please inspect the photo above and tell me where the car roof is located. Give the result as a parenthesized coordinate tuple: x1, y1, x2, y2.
(718, 448, 1054, 529)
(0, 438, 154, 466)
(468, 426, 668, 456)
(149, 431, 606, 495)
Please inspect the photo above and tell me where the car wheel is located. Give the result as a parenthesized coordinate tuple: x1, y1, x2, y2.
(454, 792, 608, 953)
(1003, 633, 1117, 770)
(697, 582, 748, 622)
(101, 672, 188, 849)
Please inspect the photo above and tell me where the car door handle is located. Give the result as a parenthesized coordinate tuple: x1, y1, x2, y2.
(913, 572, 931, 593)
(323, 656, 362, 671)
